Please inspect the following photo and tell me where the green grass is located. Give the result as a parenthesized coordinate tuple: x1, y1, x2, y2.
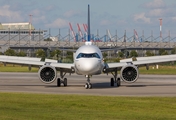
(0, 92, 176, 120)
(0, 64, 38, 72)
(139, 65, 176, 75)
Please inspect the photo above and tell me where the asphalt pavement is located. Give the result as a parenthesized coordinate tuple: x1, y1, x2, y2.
(0, 72, 176, 96)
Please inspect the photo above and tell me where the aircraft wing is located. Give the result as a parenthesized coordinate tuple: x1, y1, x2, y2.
(106, 54, 176, 69)
(0, 55, 74, 70)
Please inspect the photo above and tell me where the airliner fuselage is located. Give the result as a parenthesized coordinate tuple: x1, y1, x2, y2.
(74, 43, 104, 75)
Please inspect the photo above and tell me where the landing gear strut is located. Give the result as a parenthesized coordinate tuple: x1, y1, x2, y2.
(110, 70, 121, 87)
(57, 71, 67, 87)
(85, 75, 92, 89)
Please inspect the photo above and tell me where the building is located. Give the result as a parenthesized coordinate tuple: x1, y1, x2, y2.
(0, 22, 46, 41)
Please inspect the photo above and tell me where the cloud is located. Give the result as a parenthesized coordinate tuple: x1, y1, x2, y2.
(45, 5, 55, 11)
(30, 9, 41, 16)
(147, 9, 163, 17)
(64, 10, 82, 18)
(29, 9, 46, 23)
(143, 0, 166, 9)
(117, 20, 127, 25)
(46, 18, 68, 28)
(0, 5, 23, 22)
(100, 20, 111, 26)
(133, 13, 151, 24)
(133, 0, 176, 24)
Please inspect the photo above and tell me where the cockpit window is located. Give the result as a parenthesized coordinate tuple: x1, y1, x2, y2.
(76, 53, 100, 59)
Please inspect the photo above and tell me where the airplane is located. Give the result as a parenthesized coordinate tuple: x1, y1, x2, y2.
(1, 5, 176, 89)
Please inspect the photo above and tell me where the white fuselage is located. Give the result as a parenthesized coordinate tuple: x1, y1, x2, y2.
(74, 43, 104, 75)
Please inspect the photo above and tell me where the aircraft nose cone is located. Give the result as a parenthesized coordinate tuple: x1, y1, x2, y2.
(77, 59, 100, 74)
(84, 62, 97, 71)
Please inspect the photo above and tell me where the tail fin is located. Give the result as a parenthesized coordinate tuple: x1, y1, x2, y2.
(85, 4, 92, 45)
(87, 4, 90, 42)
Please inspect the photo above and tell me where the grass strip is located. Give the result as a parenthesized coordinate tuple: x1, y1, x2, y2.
(0, 64, 38, 72)
(139, 65, 176, 74)
(0, 92, 176, 120)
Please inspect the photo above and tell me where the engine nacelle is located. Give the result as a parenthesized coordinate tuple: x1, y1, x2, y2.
(38, 65, 57, 84)
(120, 65, 139, 83)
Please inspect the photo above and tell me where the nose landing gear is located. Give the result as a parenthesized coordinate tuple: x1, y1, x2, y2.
(85, 75, 92, 89)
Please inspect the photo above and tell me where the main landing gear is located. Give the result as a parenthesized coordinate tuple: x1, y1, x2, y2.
(56, 71, 121, 89)
(85, 75, 92, 89)
(57, 78, 67, 87)
(110, 77, 121, 87)
(110, 70, 121, 87)
(84, 73, 121, 89)
(57, 71, 67, 87)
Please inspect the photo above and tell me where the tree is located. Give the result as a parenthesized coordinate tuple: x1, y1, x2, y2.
(112, 58, 120, 62)
(130, 50, 138, 57)
(4, 49, 16, 56)
(118, 51, 124, 58)
(17, 51, 26, 57)
(35, 49, 46, 61)
(52, 49, 61, 60)
(146, 51, 154, 56)
(159, 48, 166, 55)
(103, 52, 108, 58)
(50, 50, 55, 58)
(124, 50, 129, 58)
(159, 48, 168, 55)
(66, 51, 73, 62)
(171, 47, 176, 54)
(161, 51, 168, 55)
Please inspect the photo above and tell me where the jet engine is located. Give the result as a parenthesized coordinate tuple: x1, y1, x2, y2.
(120, 65, 139, 83)
(38, 65, 57, 84)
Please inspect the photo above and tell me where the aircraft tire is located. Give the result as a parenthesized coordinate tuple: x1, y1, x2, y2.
(110, 78, 114, 86)
(64, 78, 67, 86)
(88, 83, 92, 89)
(117, 78, 121, 87)
(85, 83, 89, 89)
(57, 78, 61, 87)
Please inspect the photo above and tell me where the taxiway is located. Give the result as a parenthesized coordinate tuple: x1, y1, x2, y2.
(0, 72, 176, 96)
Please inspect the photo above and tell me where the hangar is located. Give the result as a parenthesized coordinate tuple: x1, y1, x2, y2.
(0, 22, 46, 41)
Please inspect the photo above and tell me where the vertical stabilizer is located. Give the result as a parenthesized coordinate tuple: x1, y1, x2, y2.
(87, 4, 90, 42)
(85, 4, 92, 45)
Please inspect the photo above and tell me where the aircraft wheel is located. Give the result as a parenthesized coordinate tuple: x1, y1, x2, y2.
(64, 78, 67, 86)
(85, 83, 89, 89)
(117, 78, 121, 87)
(88, 83, 92, 89)
(57, 78, 61, 87)
(110, 78, 114, 86)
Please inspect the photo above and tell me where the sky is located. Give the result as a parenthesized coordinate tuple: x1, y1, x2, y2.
(0, 0, 176, 39)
